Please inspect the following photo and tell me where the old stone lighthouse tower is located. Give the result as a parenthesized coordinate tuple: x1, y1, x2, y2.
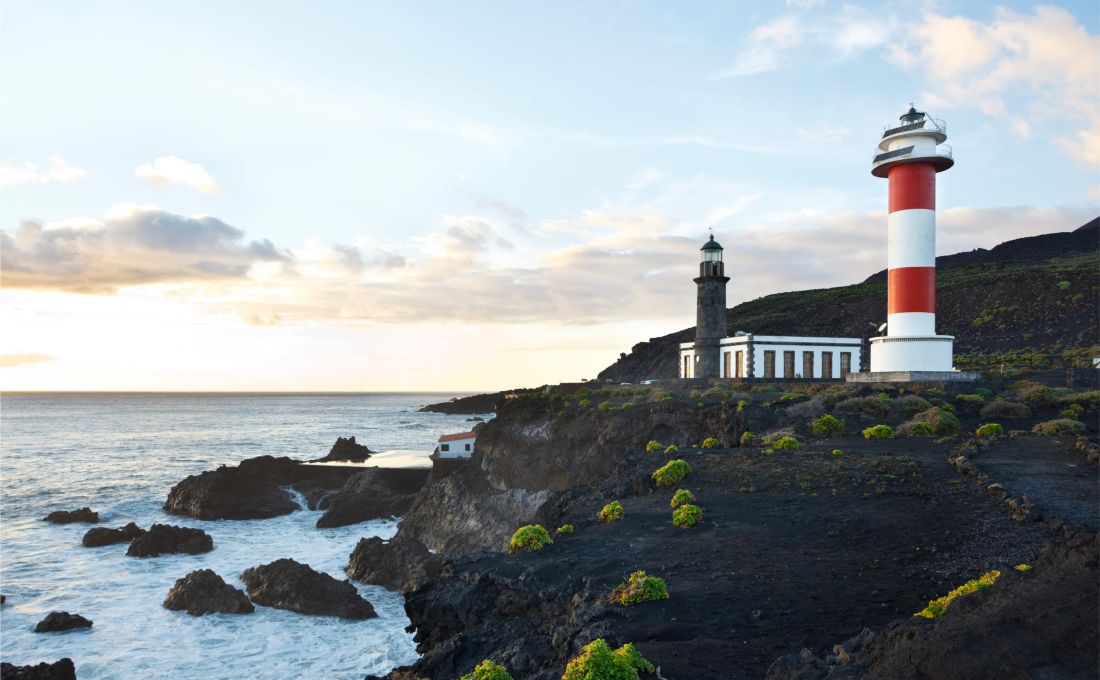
(693, 234, 729, 378)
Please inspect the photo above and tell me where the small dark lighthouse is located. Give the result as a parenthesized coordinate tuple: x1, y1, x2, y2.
(692, 234, 729, 379)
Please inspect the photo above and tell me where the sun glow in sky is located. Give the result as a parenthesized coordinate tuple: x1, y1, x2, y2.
(2, 1, 1097, 391)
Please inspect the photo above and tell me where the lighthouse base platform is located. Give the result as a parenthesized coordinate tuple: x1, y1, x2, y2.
(855, 334, 980, 383)
(848, 370, 981, 384)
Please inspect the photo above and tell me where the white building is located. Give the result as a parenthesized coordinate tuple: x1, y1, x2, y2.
(436, 431, 476, 459)
(679, 334, 862, 379)
(679, 235, 863, 380)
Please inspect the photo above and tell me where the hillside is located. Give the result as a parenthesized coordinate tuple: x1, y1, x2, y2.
(598, 218, 1099, 383)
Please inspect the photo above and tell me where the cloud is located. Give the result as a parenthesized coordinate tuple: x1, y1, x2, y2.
(135, 156, 218, 193)
(0, 353, 57, 368)
(795, 125, 850, 143)
(1, 205, 288, 293)
(715, 15, 803, 78)
(0, 156, 87, 187)
(890, 6, 1100, 166)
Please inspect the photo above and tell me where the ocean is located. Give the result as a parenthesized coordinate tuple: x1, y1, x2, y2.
(0, 392, 484, 679)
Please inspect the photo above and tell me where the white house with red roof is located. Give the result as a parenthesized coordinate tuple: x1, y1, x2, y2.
(436, 431, 477, 459)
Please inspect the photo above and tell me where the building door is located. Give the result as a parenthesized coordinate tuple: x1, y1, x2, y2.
(683, 355, 691, 378)
(802, 352, 814, 379)
(840, 352, 851, 375)
(822, 352, 833, 379)
(723, 352, 731, 378)
(735, 351, 744, 378)
(783, 351, 795, 378)
(764, 351, 775, 378)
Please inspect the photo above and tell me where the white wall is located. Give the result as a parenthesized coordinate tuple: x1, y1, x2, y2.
(869, 336, 953, 372)
(438, 436, 475, 459)
(679, 343, 695, 378)
(750, 338, 861, 379)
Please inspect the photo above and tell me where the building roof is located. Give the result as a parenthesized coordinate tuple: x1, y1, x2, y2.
(701, 234, 723, 250)
(438, 431, 477, 442)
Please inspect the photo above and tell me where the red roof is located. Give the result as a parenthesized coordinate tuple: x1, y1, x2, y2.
(438, 431, 477, 443)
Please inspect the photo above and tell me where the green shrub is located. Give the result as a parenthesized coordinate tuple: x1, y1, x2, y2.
(647, 389, 672, 402)
(610, 570, 670, 606)
(664, 444, 679, 454)
(621, 402, 633, 409)
(980, 399, 1032, 419)
(896, 395, 934, 417)
(901, 421, 935, 437)
(460, 660, 513, 680)
(1013, 380, 1053, 405)
(831, 449, 844, 456)
(903, 407, 960, 436)
(652, 459, 692, 487)
(702, 386, 724, 399)
(598, 401, 613, 411)
(739, 431, 755, 447)
(561, 639, 654, 680)
(508, 525, 552, 553)
(760, 447, 775, 456)
(955, 393, 986, 408)
(736, 399, 748, 413)
(670, 489, 695, 508)
(862, 424, 895, 440)
(599, 500, 624, 524)
(579, 399, 592, 408)
(1061, 403, 1085, 419)
(915, 570, 1000, 619)
(1032, 418, 1086, 435)
(1057, 280, 1071, 290)
(672, 504, 704, 528)
(1014, 563, 1032, 572)
(811, 414, 845, 436)
(941, 402, 956, 412)
(836, 395, 893, 419)
(772, 435, 801, 450)
(701, 437, 720, 449)
(555, 524, 575, 535)
(645, 440, 663, 453)
(975, 423, 1004, 438)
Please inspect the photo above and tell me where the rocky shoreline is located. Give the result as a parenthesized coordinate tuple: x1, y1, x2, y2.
(368, 381, 1099, 679)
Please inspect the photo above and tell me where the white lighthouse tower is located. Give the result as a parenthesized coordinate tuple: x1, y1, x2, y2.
(866, 106, 962, 376)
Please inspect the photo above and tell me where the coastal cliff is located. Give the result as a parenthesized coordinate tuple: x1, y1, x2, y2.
(374, 381, 1099, 679)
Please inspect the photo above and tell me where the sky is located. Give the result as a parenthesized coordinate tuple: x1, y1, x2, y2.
(1, 0, 1097, 391)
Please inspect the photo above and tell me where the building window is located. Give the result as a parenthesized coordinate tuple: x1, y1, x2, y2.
(683, 355, 691, 378)
(723, 352, 731, 378)
(735, 350, 744, 378)
(441, 444, 450, 452)
(465, 443, 471, 451)
(822, 352, 834, 379)
(783, 351, 795, 378)
(764, 351, 776, 378)
(840, 352, 852, 375)
(802, 351, 814, 379)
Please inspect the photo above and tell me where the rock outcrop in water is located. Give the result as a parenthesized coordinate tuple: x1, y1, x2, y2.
(163, 569, 254, 616)
(316, 436, 372, 462)
(0, 658, 76, 680)
(240, 558, 376, 619)
(33, 612, 92, 633)
(42, 508, 98, 524)
(126, 524, 213, 557)
(81, 522, 145, 547)
(346, 535, 442, 593)
(315, 468, 431, 528)
(164, 455, 362, 520)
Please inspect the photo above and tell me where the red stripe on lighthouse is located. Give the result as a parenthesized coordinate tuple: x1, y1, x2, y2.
(888, 163, 936, 212)
(888, 267, 935, 313)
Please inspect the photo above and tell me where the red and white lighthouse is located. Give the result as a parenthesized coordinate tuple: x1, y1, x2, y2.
(868, 106, 955, 373)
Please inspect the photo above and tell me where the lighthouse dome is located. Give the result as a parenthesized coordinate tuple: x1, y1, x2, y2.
(701, 234, 723, 250)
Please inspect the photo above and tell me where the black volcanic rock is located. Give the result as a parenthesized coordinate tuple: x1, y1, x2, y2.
(316, 436, 372, 462)
(418, 389, 536, 414)
(240, 558, 375, 619)
(81, 522, 145, 547)
(346, 535, 442, 593)
(43, 508, 98, 524)
(0, 658, 76, 680)
(315, 468, 430, 528)
(163, 569, 253, 616)
(126, 524, 212, 557)
(33, 612, 92, 633)
(165, 456, 300, 520)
